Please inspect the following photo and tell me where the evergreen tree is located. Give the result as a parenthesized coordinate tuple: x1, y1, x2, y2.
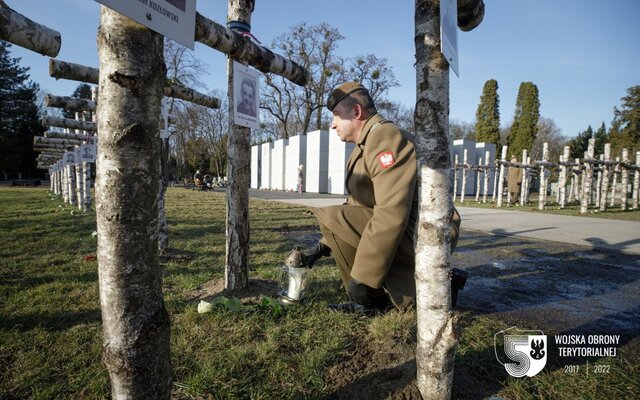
(63, 83, 92, 119)
(594, 122, 608, 155)
(474, 79, 501, 150)
(0, 41, 44, 179)
(609, 85, 640, 162)
(507, 81, 540, 158)
(568, 125, 594, 157)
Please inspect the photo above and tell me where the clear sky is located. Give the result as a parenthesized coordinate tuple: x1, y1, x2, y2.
(6, 0, 640, 138)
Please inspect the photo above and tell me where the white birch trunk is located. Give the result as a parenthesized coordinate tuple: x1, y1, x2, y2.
(555, 156, 562, 204)
(496, 145, 507, 208)
(599, 144, 611, 212)
(460, 149, 468, 203)
(610, 156, 619, 208)
(520, 150, 528, 206)
(0, 0, 61, 57)
(75, 159, 83, 211)
(559, 146, 570, 208)
(492, 161, 498, 202)
(60, 169, 66, 200)
(633, 152, 640, 210)
(574, 158, 581, 203)
(63, 165, 70, 204)
(595, 154, 603, 206)
(475, 158, 482, 203)
(157, 98, 169, 253)
(580, 156, 587, 205)
(66, 164, 77, 206)
(580, 139, 595, 214)
(538, 143, 549, 210)
(568, 158, 577, 203)
(452, 154, 458, 203)
(95, 7, 171, 398)
(483, 151, 490, 203)
(621, 149, 629, 211)
(74, 112, 86, 210)
(414, 0, 481, 396)
(225, 0, 253, 290)
(83, 162, 91, 212)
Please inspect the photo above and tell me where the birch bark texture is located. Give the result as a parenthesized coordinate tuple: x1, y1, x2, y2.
(559, 146, 570, 208)
(482, 151, 490, 203)
(49, 59, 220, 108)
(414, 1, 456, 398)
(599, 144, 611, 211)
(95, 7, 171, 398)
(633, 152, 640, 210)
(520, 149, 528, 206)
(580, 139, 596, 214)
(225, 0, 254, 290)
(414, 1, 484, 397)
(0, 0, 61, 57)
(621, 149, 629, 211)
(538, 142, 549, 210)
(45, 94, 96, 113)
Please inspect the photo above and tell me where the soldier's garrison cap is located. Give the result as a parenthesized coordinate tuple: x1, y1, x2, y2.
(326, 81, 367, 111)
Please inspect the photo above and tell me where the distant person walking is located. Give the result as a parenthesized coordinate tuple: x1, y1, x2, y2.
(297, 164, 304, 194)
(507, 155, 523, 205)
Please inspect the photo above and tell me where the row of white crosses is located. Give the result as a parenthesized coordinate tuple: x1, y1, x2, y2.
(452, 149, 493, 204)
(40, 89, 98, 212)
(486, 139, 640, 213)
(39, 61, 218, 252)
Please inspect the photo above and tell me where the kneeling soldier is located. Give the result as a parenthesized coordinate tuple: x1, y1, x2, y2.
(303, 82, 465, 314)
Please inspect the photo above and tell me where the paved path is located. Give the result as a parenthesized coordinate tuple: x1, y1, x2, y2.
(249, 189, 640, 255)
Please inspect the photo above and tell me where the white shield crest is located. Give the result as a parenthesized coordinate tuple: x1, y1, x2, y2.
(495, 327, 547, 378)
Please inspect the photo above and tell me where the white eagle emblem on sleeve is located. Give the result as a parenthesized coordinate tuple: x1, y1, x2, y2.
(378, 151, 395, 168)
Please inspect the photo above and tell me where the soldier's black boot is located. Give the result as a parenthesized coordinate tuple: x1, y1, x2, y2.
(301, 242, 331, 267)
(451, 268, 468, 307)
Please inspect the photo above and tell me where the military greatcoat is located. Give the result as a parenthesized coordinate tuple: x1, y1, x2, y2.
(310, 114, 460, 309)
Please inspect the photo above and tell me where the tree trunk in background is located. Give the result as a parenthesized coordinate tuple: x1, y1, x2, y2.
(158, 137, 169, 252)
(620, 149, 629, 211)
(538, 142, 549, 210)
(414, 1, 457, 398)
(599, 143, 611, 211)
(580, 139, 595, 214)
(225, 0, 254, 290)
(95, 7, 171, 398)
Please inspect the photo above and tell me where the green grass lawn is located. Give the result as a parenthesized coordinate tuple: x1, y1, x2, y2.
(1, 187, 638, 399)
